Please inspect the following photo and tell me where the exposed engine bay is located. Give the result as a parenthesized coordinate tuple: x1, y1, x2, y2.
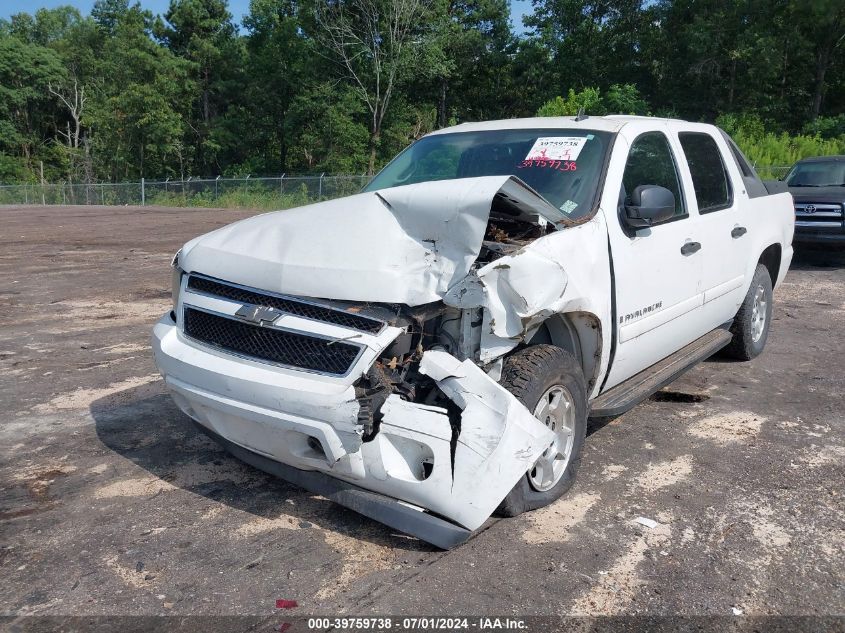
(350, 188, 561, 443)
(478, 190, 558, 263)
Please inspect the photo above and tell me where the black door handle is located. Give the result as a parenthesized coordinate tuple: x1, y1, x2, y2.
(680, 241, 701, 255)
(731, 226, 747, 238)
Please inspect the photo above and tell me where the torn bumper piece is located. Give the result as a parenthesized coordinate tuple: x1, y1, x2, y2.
(153, 315, 553, 547)
(192, 421, 473, 550)
(411, 350, 556, 524)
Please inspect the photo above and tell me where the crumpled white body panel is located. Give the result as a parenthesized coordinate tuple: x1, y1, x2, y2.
(179, 175, 569, 306)
(376, 350, 555, 529)
(444, 216, 611, 365)
(181, 176, 519, 305)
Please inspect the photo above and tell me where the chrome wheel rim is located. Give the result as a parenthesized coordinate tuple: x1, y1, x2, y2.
(528, 385, 576, 492)
(751, 284, 767, 343)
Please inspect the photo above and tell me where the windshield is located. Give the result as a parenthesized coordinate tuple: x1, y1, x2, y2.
(364, 128, 613, 220)
(786, 161, 845, 187)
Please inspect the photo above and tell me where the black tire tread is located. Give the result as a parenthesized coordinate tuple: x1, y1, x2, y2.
(496, 345, 588, 517)
(723, 264, 772, 361)
(500, 345, 565, 399)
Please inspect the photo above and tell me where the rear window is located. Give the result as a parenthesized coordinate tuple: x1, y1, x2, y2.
(724, 136, 755, 178)
(679, 132, 733, 213)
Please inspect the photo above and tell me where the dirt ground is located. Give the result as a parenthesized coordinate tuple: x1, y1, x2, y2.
(1, 205, 843, 627)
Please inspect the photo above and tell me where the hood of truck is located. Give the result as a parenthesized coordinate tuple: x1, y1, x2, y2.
(788, 187, 845, 205)
(179, 175, 564, 306)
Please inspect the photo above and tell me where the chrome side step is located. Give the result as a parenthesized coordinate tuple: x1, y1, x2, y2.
(590, 328, 733, 418)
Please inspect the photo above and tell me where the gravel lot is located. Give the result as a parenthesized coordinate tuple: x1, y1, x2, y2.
(1, 205, 843, 627)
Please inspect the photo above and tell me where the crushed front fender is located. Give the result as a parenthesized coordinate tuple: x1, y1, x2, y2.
(371, 350, 556, 531)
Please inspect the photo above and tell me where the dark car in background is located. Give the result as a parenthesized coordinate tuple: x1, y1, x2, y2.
(785, 156, 845, 244)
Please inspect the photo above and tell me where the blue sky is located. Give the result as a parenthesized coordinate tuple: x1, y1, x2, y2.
(1, 0, 534, 32)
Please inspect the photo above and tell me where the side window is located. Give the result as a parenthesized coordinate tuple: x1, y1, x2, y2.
(679, 132, 733, 213)
(723, 134, 755, 178)
(621, 132, 685, 220)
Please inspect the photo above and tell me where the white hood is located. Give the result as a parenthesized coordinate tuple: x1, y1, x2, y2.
(179, 176, 563, 306)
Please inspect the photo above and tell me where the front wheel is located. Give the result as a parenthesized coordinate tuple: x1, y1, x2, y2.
(723, 264, 773, 361)
(497, 345, 588, 517)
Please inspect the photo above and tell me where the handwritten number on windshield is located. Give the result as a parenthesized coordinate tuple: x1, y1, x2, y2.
(517, 159, 577, 171)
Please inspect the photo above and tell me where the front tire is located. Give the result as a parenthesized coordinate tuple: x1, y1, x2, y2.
(497, 345, 588, 517)
(723, 264, 773, 361)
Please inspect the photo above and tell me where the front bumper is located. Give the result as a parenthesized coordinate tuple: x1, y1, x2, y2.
(152, 313, 552, 546)
(193, 420, 472, 549)
(793, 229, 845, 244)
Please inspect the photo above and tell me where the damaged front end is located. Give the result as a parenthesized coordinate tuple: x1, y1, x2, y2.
(154, 175, 576, 548)
(349, 299, 556, 533)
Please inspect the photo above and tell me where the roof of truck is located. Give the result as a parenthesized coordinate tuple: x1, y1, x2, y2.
(428, 115, 692, 136)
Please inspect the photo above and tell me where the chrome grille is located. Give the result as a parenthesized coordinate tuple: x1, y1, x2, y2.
(794, 202, 844, 229)
(187, 274, 385, 334)
(183, 307, 363, 376)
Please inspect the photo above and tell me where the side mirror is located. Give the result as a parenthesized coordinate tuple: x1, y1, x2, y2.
(624, 185, 676, 228)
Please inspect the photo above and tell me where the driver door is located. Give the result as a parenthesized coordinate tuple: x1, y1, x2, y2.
(603, 128, 707, 389)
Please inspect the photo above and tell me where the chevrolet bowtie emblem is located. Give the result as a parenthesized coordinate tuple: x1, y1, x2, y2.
(234, 304, 282, 325)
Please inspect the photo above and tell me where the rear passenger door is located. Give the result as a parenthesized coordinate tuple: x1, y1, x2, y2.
(676, 131, 748, 326)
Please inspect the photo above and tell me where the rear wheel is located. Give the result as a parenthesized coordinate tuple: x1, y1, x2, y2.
(497, 345, 588, 516)
(723, 264, 773, 361)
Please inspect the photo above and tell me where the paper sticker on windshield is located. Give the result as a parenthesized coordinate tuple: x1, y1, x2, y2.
(525, 137, 587, 162)
(559, 200, 578, 215)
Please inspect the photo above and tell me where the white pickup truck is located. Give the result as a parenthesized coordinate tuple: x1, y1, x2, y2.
(152, 116, 794, 548)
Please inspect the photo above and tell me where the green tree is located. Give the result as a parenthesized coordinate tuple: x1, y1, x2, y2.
(236, 0, 309, 173)
(802, 0, 845, 120)
(605, 83, 648, 115)
(313, 0, 430, 174)
(287, 82, 371, 173)
(0, 34, 66, 179)
(536, 84, 648, 116)
(525, 1, 657, 99)
(2, 0, 845, 186)
(537, 87, 604, 116)
(649, 0, 820, 127)
(89, 0, 192, 178)
(421, 0, 513, 127)
(157, 0, 241, 172)
(91, 0, 132, 35)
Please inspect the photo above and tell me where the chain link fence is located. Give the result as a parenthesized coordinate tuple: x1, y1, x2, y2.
(754, 165, 791, 180)
(0, 174, 371, 209)
(0, 167, 795, 209)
